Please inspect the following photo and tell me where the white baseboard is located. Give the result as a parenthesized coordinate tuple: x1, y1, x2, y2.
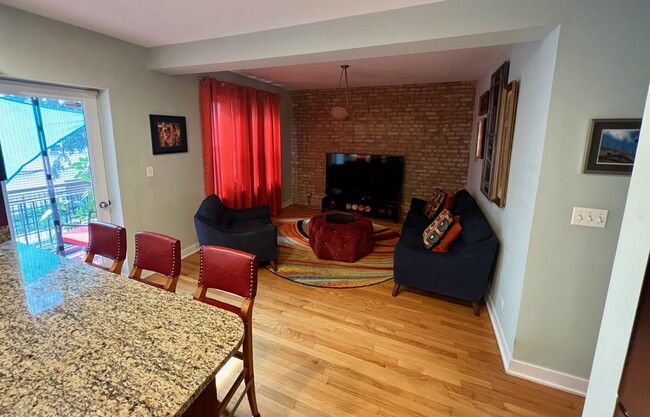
(181, 242, 200, 259)
(281, 199, 293, 209)
(508, 359, 589, 397)
(485, 294, 588, 397)
(485, 293, 512, 370)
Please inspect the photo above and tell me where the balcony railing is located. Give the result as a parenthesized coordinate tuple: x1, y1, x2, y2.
(6, 179, 95, 252)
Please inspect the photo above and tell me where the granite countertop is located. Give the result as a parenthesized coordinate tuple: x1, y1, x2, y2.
(0, 241, 244, 417)
(0, 225, 10, 244)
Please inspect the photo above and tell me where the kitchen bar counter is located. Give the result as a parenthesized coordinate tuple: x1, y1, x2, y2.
(0, 241, 244, 417)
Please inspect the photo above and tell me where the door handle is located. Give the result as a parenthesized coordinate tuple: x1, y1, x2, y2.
(99, 201, 111, 209)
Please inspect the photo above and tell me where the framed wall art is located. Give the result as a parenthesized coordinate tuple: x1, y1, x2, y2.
(583, 119, 641, 174)
(492, 80, 519, 208)
(480, 61, 509, 200)
(478, 91, 490, 116)
(475, 118, 486, 159)
(149, 114, 188, 155)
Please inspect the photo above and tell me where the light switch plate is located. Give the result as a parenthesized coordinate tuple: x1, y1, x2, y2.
(571, 207, 608, 228)
(146, 166, 154, 177)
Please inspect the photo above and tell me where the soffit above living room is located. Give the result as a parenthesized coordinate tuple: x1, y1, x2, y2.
(145, 1, 555, 87)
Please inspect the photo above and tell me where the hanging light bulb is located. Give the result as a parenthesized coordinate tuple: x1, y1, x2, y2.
(331, 65, 352, 121)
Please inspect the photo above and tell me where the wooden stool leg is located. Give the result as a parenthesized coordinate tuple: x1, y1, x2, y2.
(243, 330, 260, 417)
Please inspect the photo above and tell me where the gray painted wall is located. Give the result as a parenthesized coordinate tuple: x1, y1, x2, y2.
(515, 2, 649, 378)
(584, 85, 650, 416)
(0, 5, 204, 262)
(467, 29, 560, 356)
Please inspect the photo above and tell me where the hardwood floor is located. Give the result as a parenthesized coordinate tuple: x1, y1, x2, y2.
(175, 205, 584, 417)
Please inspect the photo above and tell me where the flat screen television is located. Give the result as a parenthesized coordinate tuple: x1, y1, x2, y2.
(325, 153, 404, 203)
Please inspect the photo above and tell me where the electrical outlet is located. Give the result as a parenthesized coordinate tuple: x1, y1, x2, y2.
(146, 166, 154, 177)
(571, 207, 608, 228)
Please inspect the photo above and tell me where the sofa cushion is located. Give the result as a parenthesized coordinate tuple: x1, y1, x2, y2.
(402, 199, 431, 234)
(423, 188, 446, 219)
(422, 209, 454, 250)
(228, 218, 271, 230)
(432, 216, 462, 253)
(452, 190, 492, 245)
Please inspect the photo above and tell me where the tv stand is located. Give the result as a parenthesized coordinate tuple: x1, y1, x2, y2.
(321, 195, 400, 222)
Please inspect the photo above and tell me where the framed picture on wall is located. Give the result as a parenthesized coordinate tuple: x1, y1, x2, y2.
(583, 119, 641, 174)
(492, 80, 519, 207)
(149, 114, 188, 155)
(480, 60, 509, 200)
(478, 91, 490, 116)
(475, 118, 486, 159)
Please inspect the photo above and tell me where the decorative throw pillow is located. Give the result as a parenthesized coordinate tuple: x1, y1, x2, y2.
(442, 193, 454, 212)
(423, 188, 447, 219)
(422, 209, 454, 250)
(432, 216, 462, 252)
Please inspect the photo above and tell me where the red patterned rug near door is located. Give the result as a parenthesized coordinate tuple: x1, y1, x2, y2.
(265, 217, 400, 288)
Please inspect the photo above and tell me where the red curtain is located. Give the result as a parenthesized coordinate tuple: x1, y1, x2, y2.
(199, 78, 282, 215)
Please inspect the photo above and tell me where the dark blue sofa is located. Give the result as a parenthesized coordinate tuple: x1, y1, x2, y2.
(392, 189, 499, 315)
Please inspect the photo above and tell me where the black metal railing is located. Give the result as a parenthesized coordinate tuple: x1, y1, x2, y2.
(7, 179, 95, 251)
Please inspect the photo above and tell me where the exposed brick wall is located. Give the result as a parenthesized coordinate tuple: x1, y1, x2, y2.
(291, 81, 476, 217)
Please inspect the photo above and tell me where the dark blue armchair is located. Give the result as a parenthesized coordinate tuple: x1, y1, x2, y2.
(194, 195, 278, 270)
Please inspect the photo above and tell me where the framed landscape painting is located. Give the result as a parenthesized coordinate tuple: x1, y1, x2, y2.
(583, 119, 642, 174)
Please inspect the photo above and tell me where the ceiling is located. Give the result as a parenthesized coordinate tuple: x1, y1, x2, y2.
(0, 0, 445, 47)
(237, 46, 511, 90)
(1, 0, 521, 89)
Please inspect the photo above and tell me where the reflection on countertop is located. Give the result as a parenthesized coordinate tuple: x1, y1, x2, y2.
(0, 240, 244, 417)
(16, 242, 68, 315)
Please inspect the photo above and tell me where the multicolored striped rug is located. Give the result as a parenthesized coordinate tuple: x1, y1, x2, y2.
(265, 218, 400, 288)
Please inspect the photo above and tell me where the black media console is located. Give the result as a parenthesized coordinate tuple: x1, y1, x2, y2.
(321, 195, 400, 222)
(322, 152, 404, 222)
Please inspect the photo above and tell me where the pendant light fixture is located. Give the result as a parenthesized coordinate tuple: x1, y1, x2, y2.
(331, 64, 352, 121)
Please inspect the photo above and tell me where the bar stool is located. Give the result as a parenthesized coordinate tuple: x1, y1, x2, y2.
(82, 221, 127, 274)
(128, 231, 181, 293)
(193, 245, 260, 417)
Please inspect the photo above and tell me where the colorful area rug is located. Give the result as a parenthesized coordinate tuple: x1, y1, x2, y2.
(266, 218, 400, 288)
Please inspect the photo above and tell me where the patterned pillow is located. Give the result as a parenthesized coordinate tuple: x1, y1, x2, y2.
(422, 209, 454, 250)
(423, 188, 447, 219)
(432, 216, 462, 252)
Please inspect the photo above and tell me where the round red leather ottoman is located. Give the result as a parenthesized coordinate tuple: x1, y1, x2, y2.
(308, 211, 374, 262)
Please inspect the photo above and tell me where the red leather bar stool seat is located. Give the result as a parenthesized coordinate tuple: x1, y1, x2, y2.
(193, 245, 261, 417)
(128, 231, 181, 293)
(82, 221, 127, 274)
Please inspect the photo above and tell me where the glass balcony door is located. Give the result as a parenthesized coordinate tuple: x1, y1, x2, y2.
(0, 81, 111, 258)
